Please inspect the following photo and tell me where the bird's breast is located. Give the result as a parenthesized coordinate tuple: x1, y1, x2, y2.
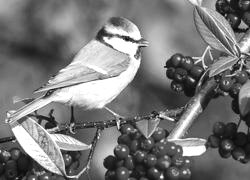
(55, 57, 140, 109)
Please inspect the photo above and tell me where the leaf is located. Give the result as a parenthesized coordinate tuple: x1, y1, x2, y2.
(187, 0, 203, 6)
(169, 138, 207, 156)
(50, 134, 91, 151)
(194, 6, 240, 57)
(209, 56, 238, 77)
(8, 112, 66, 176)
(239, 80, 250, 116)
(136, 118, 160, 139)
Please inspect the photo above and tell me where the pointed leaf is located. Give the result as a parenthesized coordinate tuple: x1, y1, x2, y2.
(239, 80, 250, 116)
(187, 0, 203, 6)
(194, 7, 240, 57)
(209, 56, 238, 77)
(136, 118, 160, 139)
(50, 134, 91, 151)
(8, 112, 66, 176)
(169, 138, 207, 156)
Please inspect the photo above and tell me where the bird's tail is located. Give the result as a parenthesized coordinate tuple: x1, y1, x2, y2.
(7, 96, 52, 124)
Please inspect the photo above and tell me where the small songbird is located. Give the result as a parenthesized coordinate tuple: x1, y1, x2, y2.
(6, 17, 148, 128)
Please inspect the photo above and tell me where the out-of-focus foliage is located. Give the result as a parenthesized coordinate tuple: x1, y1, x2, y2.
(1, 0, 250, 180)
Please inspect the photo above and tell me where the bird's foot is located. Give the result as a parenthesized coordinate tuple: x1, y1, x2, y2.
(69, 122, 76, 134)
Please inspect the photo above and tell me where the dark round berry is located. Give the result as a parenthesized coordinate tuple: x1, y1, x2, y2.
(172, 155, 184, 167)
(133, 164, 146, 178)
(114, 145, 130, 160)
(124, 155, 134, 170)
(39, 173, 52, 180)
(152, 127, 166, 142)
(63, 153, 72, 167)
(165, 142, 178, 157)
(27, 175, 38, 180)
(229, 83, 241, 98)
(190, 65, 204, 80)
(213, 122, 225, 137)
(134, 151, 147, 163)
(234, 132, 247, 146)
(216, 0, 231, 15)
(10, 147, 22, 161)
(117, 134, 132, 146)
(147, 167, 161, 180)
(226, 0, 240, 9)
(242, 11, 250, 26)
(219, 77, 234, 92)
(235, 71, 248, 84)
(115, 167, 129, 180)
(232, 147, 246, 161)
(238, 0, 250, 11)
(170, 53, 184, 68)
(181, 56, 194, 71)
(130, 130, 142, 140)
(226, 13, 241, 29)
(156, 155, 171, 170)
(220, 139, 235, 152)
(151, 142, 166, 157)
(144, 154, 157, 167)
(130, 140, 139, 153)
(223, 122, 237, 138)
(165, 166, 180, 180)
(185, 75, 197, 89)
(176, 145, 183, 156)
(231, 98, 240, 114)
(218, 148, 231, 158)
(140, 137, 155, 151)
(104, 155, 117, 170)
(5, 160, 17, 169)
(174, 68, 187, 83)
(207, 135, 220, 148)
(105, 170, 116, 180)
(4, 168, 18, 180)
(183, 157, 193, 168)
(17, 155, 30, 172)
(166, 68, 175, 79)
(120, 124, 135, 134)
(171, 81, 184, 93)
(0, 150, 10, 163)
(179, 167, 192, 180)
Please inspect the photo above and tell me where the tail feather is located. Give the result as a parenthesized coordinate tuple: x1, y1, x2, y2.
(8, 96, 52, 123)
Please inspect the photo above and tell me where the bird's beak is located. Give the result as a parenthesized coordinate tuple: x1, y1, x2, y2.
(138, 38, 149, 47)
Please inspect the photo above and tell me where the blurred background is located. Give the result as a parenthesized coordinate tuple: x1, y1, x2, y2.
(0, 0, 249, 179)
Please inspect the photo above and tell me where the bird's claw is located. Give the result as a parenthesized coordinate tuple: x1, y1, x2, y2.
(69, 122, 76, 134)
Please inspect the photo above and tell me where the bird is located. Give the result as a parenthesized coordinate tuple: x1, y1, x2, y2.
(6, 17, 148, 129)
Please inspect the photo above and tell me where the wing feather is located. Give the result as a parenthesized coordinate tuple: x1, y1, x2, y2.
(35, 40, 130, 93)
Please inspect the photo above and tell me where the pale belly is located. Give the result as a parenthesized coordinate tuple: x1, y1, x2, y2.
(53, 59, 140, 109)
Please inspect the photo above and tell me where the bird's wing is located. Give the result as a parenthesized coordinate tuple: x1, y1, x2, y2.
(34, 40, 130, 93)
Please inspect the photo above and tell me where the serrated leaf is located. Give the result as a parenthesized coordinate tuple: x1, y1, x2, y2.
(239, 80, 250, 116)
(136, 118, 160, 139)
(50, 134, 91, 151)
(169, 138, 207, 156)
(209, 56, 238, 77)
(194, 6, 240, 57)
(8, 112, 66, 176)
(187, 0, 203, 6)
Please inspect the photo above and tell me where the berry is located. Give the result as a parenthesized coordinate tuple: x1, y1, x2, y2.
(5, 160, 17, 169)
(213, 122, 225, 137)
(152, 142, 166, 157)
(226, 13, 241, 29)
(115, 160, 124, 168)
(17, 155, 30, 172)
(226, 0, 240, 9)
(165, 166, 180, 180)
(219, 77, 233, 92)
(216, 0, 231, 15)
(105, 170, 116, 180)
(0, 150, 10, 163)
(152, 127, 166, 142)
(156, 155, 171, 170)
(179, 167, 192, 180)
(27, 175, 38, 180)
(133, 164, 146, 178)
(181, 56, 194, 71)
(185, 75, 197, 89)
(130, 140, 139, 153)
(172, 155, 184, 167)
(134, 151, 147, 163)
(115, 167, 129, 180)
(104, 155, 117, 170)
(232, 147, 246, 161)
(130, 130, 142, 140)
(242, 11, 250, 26)
(220, 139, 235, 152)
(166, 68, 175, 79)
(223, 122, 237, 138)
(120, 124, 135, 134)
(140, 137, 155, 151)
(235, 71, 248, 84)
(147, 167, 161, 180)
(124, 155, 134, 170)
(165, 142, 178, 157)
(171, 81, 184, 92)
(176, 145, 183, 156)
(207, 135, 220, 148)
(174, 68, 187, 83)
(229, 83, 241, 98)
(114, 145, 130, 160)
(117, 134, 132, 146)
(234, 132, 247, 146)
(4, 168, 18, 180)
(238, 0, 250, 11)
(183, 157, 193, 168)
(184, 87, 195, 97)
(38, 173, 52, 180)
(190, 65, 204, 80)
(63, 153, 72, 167)
(170, 53, 184, 68)
(144, 154, 157, 167)
(218, 148, 231, 158)
(10, 147, 22, 161)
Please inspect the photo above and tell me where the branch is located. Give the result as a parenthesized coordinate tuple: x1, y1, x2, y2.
(168, 29, 250, 140)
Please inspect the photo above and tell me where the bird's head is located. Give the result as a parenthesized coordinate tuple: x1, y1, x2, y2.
(96, 17, 148, 58)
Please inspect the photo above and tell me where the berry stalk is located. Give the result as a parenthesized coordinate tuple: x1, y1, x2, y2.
(168, 29, 250, 140)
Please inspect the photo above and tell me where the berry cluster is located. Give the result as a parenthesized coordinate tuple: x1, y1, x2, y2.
(0, 147, 82, 179)
(104, 124, 193, 180)
(207, 121, 250, 163)
(215, 0, 250, 29)
(165, 53, 205, 97)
